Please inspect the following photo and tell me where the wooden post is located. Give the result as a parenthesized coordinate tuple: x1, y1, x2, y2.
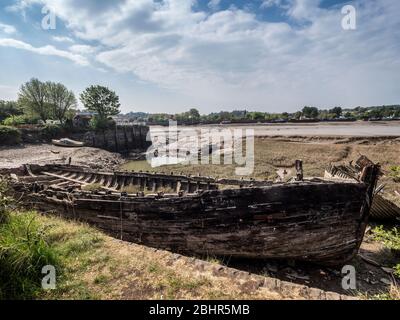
(295, 160, 303, 181)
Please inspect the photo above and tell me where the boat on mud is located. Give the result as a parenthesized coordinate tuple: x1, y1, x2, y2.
(52, 138, 84, 148)
(7, 156, 380, 266)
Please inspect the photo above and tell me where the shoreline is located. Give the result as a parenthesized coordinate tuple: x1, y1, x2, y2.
(150, 121, 400, 138)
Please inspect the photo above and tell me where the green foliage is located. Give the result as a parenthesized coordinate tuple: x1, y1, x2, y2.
(0, 179, 11, 224)
(18, 78, 51, 122)
(2, 114, 41, 126)
(89, 115, 116, 131)
(18, 78, 76, 124)
(0, 100, 23, 123)
(41, 124, 63, 139)
(372, 226, 400, 251)
(0, 211, 60, 299)
(0, 125, 21, 145)
(389, 166, 400, 181)
(80, 85, 120, 120)
(145, 104, 400, 125)
(302, 106, 319, 119)
(45, 82, 77, 124)
(2, 115, 27, 126)
(329, 107, 343, 118)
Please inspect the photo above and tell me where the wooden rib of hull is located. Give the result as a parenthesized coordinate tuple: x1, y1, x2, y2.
(13, 162, 380, 266)
(325, 163, 400, 221)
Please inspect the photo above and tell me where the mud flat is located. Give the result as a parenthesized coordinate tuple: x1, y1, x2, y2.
(0, 144, 123, 170)
(152, 121, 400, 138)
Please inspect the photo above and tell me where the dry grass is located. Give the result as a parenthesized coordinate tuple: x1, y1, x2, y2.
(122, 137, 400, 184)
(30, 212, 286, 300)
(389, 284, 400, 300)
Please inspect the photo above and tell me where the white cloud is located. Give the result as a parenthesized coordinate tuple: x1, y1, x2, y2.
(52, 36, 74, 43)
(6, 0, 400, 112)
(0, 38, 89, 66)
(208, 0, 221, 11)
(260, 0, 285, 9)
(0, 22, 17, 34)
(287, 0, 322, 21)
(69, 44, 97, 55)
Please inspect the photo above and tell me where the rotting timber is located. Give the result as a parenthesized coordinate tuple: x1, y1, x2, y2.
(7, 157, 380, 266)
(325, 156, 400, 221)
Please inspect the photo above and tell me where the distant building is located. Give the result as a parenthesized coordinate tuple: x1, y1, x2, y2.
(112, 115, 131, 125)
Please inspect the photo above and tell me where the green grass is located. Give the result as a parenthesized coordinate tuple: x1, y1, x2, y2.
(0, 211, 60, 299)
(372, 226, 400, 251)
(0, 176, 105, 300)
(389, 166, 400, 181)
(372, 226, 400, 280)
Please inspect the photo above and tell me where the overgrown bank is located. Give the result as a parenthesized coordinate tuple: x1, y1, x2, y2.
(0, 209, 284, 300)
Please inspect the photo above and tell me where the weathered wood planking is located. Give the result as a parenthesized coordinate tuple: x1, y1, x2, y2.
(14, 162, 380, 266)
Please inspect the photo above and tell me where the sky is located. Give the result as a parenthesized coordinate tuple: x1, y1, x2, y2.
(0, 0, 399, 114)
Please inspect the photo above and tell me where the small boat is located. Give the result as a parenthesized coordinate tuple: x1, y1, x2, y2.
(8, 156, 380, 266)
(52, 138, 84, 148)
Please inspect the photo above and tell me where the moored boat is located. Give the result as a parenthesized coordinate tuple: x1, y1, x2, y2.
(7, 157, 380, 266)
(52, 138, 84, 147)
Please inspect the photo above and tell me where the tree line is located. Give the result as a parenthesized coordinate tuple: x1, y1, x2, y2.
(143, 105, 400, 125)
(2, 79, 399, 128)
(0, 78, 120, 130)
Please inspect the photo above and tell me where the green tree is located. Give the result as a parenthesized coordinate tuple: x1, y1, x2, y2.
(294, 111, 302, 120)
(18, 78, 51, 122)
(301, 106, 319, 119)
(329, 107, 343, 118)
(0, 101, 23, 123)
(45, 82, 77, 124)
(80, 85, 120, 120)
(188, 108, 200, 121)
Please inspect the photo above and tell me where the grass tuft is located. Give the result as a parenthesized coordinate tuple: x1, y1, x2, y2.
(0, 211, 59, 299)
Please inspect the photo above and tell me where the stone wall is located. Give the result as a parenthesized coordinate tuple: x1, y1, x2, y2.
(82, 125, 151, 153)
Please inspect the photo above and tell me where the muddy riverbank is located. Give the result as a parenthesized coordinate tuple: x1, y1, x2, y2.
(0, 144, 124, 170)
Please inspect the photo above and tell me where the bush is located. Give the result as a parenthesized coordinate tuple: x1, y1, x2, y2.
(89, 116, 116, 132)
(2, 115, 41, 127)
(0, 125, 21, 145)
(41, 124, 63, 140)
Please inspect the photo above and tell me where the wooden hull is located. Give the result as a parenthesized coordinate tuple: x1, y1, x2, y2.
(12, 163, 380, 266)
(325, 162, 400, 221)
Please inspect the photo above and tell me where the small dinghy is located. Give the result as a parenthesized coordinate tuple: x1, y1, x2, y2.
(52, 138, 84, 148)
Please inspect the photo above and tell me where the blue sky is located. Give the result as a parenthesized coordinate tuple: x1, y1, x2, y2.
(0, 0, 399, 114)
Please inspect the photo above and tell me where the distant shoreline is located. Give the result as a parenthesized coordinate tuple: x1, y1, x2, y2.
(150, 120, 400, 137)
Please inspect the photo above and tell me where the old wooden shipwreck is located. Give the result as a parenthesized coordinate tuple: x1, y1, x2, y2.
(325, 160, 400, 221)
(7, 156, 380, 266)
